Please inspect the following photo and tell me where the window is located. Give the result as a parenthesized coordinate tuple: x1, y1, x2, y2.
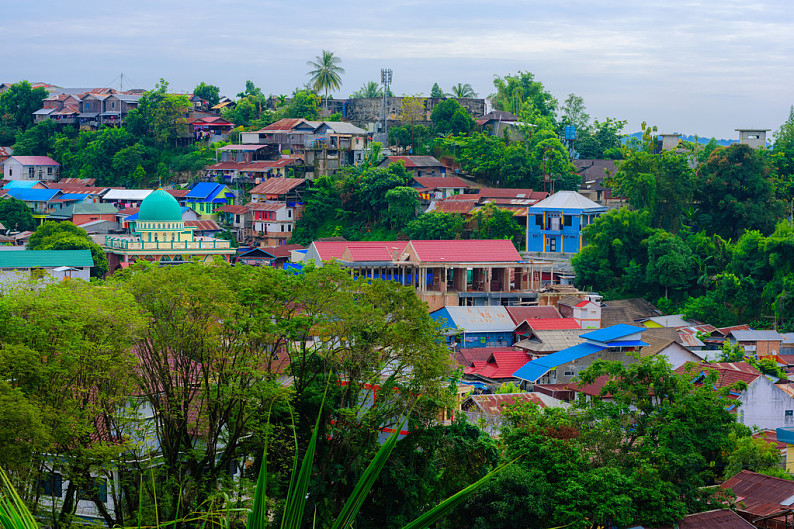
(48, 167, 53, 175)
(78, 477, 107, 503)
(786, 410, 793, 417)
(563, 215, 572, 226)
(40, 473, 62, 497)
(535, 215, 543, 226)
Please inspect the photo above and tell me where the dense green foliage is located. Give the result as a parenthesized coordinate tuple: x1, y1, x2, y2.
(0, 198, 36, 232)
(27, 221, 109, 277)
(0, 81, 48, 144)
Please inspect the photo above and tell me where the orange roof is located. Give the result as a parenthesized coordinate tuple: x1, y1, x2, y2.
(250, 178, 305, 196)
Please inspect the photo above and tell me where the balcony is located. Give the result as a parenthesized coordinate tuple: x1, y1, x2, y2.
(104, 236, 231, 251)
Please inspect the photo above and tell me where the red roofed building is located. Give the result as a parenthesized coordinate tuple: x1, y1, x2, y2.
(513, 318, 580, 336)
(249, 178, 306, 203)
(460, 392, 569, 433)
(505, 305, 562, 324)
(4, 156, 60, 181)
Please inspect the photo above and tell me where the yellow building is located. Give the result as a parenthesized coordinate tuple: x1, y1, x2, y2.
(103, 188, 236, 273)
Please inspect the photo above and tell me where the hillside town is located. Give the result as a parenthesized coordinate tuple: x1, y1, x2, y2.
(2, 60, 794, 529)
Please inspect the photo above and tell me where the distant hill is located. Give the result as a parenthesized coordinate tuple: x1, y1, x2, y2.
(625, 132, 735, 146)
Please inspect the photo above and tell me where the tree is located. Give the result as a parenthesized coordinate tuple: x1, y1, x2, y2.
(430, 99, 474, 136)
(694, 143, 782, 240)
(384, 186, 419, 229)
(306, 50, 345, 110)
(572, 208, 655, 296)
(350, 81, 383, 99)
(126, 79, 190, 147)
(575, 118, 626, 159)
(645, 230, 696, 299)
(560, 93, 590, 132)
(450, 83, 477, 99)
(282, 90, 319, 120)
(772, 105, 794, 198)
(430, 83, 447, 99)
(404, 211, 465, 240)
(0, 81, 48, 141)
(398, 96, 426, 149)
(28, 221, 109, 277)
(11, 119, 60, 156)
(724, 434, 787, 479)
(192, 82, 220, 107)
(471, 203, 523, 247)
(0, 280, 145, 527)
(490, 72, 557, 120)
(0, 197, 35, 232)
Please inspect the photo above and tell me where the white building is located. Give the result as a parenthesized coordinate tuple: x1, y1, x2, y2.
(3, 156, 60, 181)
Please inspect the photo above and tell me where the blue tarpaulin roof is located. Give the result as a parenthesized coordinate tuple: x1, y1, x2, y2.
(513, 342, 607, 382)
(581, 324, 644, 343)
(6, 188, 60, 202)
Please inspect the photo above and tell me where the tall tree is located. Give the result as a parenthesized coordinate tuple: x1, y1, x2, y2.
(349, 81, 383, 99)
(490, 71, 557, 120)
(0, 197, 36, 232)
(430, 83, 447, 99)
(430, 99, 474, 136)
(398, 96, 426, 149)
(0, 81, 48, 143)
(560, 93, 590, 132)
(694, 143, 782, 240)
(192, 81, 220, 107)
(450, 83, 477, 98)
(306, 50, 345, 110)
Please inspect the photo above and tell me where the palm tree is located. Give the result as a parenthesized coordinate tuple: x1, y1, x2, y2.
(450, 83, 477, 99)
(306, 50, 345, 110)
(351, 81, 383, 99)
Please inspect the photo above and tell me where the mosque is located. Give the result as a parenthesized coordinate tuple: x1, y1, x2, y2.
(103, 188, 236, 273)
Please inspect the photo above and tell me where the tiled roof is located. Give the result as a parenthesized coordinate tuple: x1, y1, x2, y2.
(185, 220, 221, 231)
(505, 306, 561, 324)
(412, 176, 470, 189)
(311, 241, 409, 262)
(677, 362, 761, 391)
(8, 156, 60, 166)
(250, 178, 305, 196)
(383, 156, 444, 168)
(454, 347, 514, 368)
(407, 239, 521, 263)
(166, 189, 189, 198)
(721, 470, 794, 518)
(465, 351, 533, 379)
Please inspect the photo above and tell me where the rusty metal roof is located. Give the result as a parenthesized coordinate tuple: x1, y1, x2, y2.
(250, 178, 306, 196)
(722, 470, 794, 518)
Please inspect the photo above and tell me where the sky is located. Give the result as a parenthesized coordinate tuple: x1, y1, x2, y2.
(2, 0, 792, 139)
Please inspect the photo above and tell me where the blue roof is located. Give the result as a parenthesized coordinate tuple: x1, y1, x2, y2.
(606, 340, 649, 347)
(58, 193, 89, 201)
(513, 342, 607, 382)
(186, 182, 221, 200)
(777, 428, 794, 445)
(6, 188, 60, 202)
(581, 324, 645, 343)
(3, 180, 41, 189)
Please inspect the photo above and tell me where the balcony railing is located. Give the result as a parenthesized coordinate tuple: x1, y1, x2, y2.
(104, 236, 231, 251)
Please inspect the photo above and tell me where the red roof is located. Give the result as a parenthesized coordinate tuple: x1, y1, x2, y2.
(407, 239, 521, 263)
(454, 347, 516, 367)
(341, 245, 397, 262)
(58, 177, 95, 186)
(443, 193, 481, 201)
(9, 156, 60, 166)
(260, 118, 311, 132)
(311, 241, 409, 262)
(465, 393, 554, 414)
(217, 204, 250, 214)
(413, 176, 470, 189)
(717, 324, 752, 335)
(722, 470, 794, 518)
(505, 306, 561, 324)
(250, 178, 305, 196)
(207, 162, 248, 171)
(676, 362, 761, 394)
(166, 189, 189, 198)
(246, 159, 298, 169)
(431, 201, 474, 214)
(464, 351, 533, 379)
(525, 318, 580, 331)
(673, 509, 755, 528)
(185, 220, 221, 231)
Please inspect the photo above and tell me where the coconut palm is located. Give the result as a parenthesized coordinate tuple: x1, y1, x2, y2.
(450, 83, 477, 99)
(306, 50, 345, 110)
(351, 81, 383, 99)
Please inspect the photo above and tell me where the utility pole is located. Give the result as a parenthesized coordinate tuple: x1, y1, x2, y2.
(380, 68, 392, 144)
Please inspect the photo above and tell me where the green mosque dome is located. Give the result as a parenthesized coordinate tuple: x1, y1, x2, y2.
(138, 189, 183, 222)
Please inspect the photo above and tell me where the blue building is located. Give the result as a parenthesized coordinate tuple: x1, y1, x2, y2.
(430, 306, 517, 349)
(525, 191, 606, 254)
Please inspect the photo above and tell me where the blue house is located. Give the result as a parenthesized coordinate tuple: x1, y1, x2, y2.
(431, 306, 517, 349)
(184, 183, 236, 219)
(526, 191, 606, 254)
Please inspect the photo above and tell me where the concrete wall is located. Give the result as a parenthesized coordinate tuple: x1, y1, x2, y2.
(344, 97, 486, 130)
(738, 377, 794, 430)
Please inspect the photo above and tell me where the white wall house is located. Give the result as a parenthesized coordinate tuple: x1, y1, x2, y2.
(3, 156, 60, 181)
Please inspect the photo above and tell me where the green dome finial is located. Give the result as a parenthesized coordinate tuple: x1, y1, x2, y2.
(138, 189, 183, 222)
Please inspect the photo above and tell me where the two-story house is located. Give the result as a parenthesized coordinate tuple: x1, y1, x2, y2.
(526, 191, 606, 254)
(249, 202, 297, 246)
(3, 156, 60, 181)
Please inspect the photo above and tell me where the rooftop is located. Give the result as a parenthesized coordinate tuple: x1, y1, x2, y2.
(530, 190, 606, 211)
(0, 249, 94, 268)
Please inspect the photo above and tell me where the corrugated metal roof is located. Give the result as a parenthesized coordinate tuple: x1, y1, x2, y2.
(464, 393, 568, 415)
(103, 189, 152, 201)
(0, 249, 94, 268)
(8, 156, 59, 166)
(581, 324, 644, 343)
(217, 144, 268, 151)
(721, 470, 794, 517)
(6, 188, 60, 201)
(525, 318, 580, 331)
(185, 220, 221, 231)
(407, 239, 521, 263)
(466, 351, 533, 379)
(382, 156, 444, 168)
(478, 188, 547, 200)
(311, 241, 409, 262)
(186, 182, 223, 200)
(250, 178, 305, 196)
(505, 306, 561, 324)
(433, 306, 515, 333)
(514, 329, 587, 353)
(341, 245, 396, 262)
(217, 204, 250, 214)
(513, 342, 607, 382)
(675, 509, 755, 528)
(248, 201, 285, 212)
(428, 201, 474, 214)
(530, 190, 606, 211)
(412, 176, 470, 189)
(3, 180, 42, 189)
(731, 330, 784, 342)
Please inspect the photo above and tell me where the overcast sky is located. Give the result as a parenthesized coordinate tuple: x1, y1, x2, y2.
(2, 0, 792, 139)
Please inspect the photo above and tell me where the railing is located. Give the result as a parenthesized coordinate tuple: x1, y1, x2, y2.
(104, 237, 231, 251)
